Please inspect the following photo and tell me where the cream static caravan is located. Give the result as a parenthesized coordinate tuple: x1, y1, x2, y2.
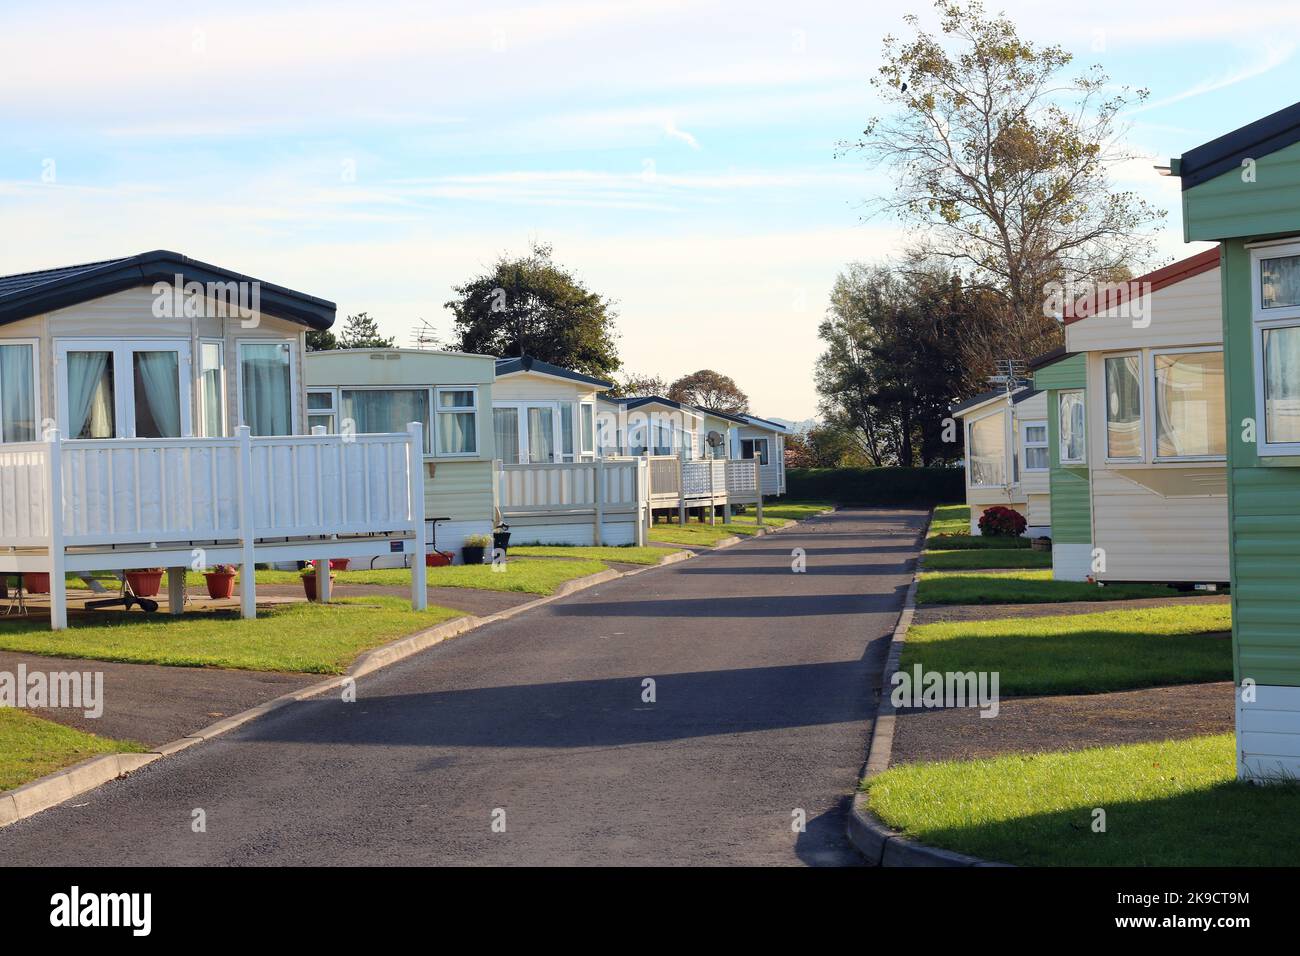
(305, 348, 497, 563)
(1063, 248, 1229, 585)
(952, 385, 1051, 537)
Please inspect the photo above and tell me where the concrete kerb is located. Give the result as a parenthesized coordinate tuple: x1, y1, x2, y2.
(846, 506, 1004, 868)
(1, 511, 824, 829)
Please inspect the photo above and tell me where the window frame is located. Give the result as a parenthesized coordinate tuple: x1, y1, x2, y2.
(1103, 350, 1145, 463)
(1151, 346, 1226, 463)
(0, 337, 42, 444)
(434, 385, 479, 458)
(1021, 419, 1049, 472)
(306, 387, 337, 434)
(1250, 240, 1300, 455)
(235, 338, 297, 437)
(1058, 389, 1086, 466)
(196, 338, 226, 438)
(57, 337, 193, 440)
(965, 407, 1008, 488)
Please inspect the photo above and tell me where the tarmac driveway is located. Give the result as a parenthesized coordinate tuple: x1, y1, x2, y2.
(0, 507, 925, 866)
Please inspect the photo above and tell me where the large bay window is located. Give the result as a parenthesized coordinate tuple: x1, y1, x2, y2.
(1059, 390, 1085, 464)
(59, 339, 189, 439)
(1154, 350, 1226, 459)
(967, 412, 1006, 486)
(0, 341, 38, 443)
(1105, 354, 1142, 459)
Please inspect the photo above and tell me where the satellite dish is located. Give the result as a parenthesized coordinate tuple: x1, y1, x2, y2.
(706, 430, 724, 448)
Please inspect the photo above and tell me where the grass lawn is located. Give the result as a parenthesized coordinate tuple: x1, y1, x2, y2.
(917, 569, 1181, 605)
(922, 548, 1052, 570)
(649, 521, 771, 546)
(902, 604, 1232, 695)
(0, 597, 463, 673)
(508, 545, 680, 566)
(750, 500, 832, 521)
(864, 734, 1300, 866)
(925, 503, 1031, 551)
(0, 710, 144, 792)
(730, 514, 791, 528)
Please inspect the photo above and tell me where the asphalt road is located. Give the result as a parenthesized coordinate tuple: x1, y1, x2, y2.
(0, 508, 925, 866)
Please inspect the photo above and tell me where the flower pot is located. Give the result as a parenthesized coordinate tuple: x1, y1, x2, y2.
(126, 570, 164, 598)
(1031, 536, 1052, 553)
(328, 558, 350, 571)
(492, 530, 511, 554)
(301, 572, 336, 602)
(204, 571, 237, 599)
(425, 551, 453, 568)
(23, 572, 50, 595)
(461, 545, 486, 566)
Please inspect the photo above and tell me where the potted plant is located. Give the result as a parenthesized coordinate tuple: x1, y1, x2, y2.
(977, 506, 1027, 538)
(125, 567, 165, 597)
(23, 572, 51, 594)
(203, 564, 238, 599)
(461, 533, 491, 565)
(492, 523, 511, 556)
(300, 561, 335, 602)
(328, 558, 350, 571)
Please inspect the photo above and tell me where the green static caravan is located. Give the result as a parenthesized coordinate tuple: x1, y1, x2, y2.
(950, 385, 1051, 537)
(304, 348, 498, 563)
(1053, 250, 1230, 588)
(1030, 349, 1091, 581)
(1174, 100, 1300, 780)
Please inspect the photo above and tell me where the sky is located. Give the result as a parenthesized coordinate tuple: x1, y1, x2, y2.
(3, 0, 1300, 421)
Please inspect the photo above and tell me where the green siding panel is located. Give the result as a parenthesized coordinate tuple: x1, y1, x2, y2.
(1182, 140, 1300, 241)
(1218, 239, 1300, 686)
(1042, 363, 1091, 545)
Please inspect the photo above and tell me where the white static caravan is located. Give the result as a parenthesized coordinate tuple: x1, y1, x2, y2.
(0, 251, 427, 628)
(1063, 248, 1229, 585)
(952, 386, 1051, 536)
(304, 348, 497, 563)
(719, 411, 789, 497)
(491, 355, 610, 464)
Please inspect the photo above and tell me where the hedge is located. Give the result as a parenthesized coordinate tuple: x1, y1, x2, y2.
(786, 467, 964, 505)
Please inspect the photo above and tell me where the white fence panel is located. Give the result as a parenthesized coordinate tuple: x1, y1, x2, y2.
(0, 442, 50, 545)
(725, 459, 760, 499)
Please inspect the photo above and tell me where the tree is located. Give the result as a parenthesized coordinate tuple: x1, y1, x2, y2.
(667, 369, 749, 414)
(337, 312, 395, 349)
(612, 372, 669, 398)
(305, 328, 337, 351)
(446, 242, 620, 377)
(815, 260, 1000, 466)
(843, 0, 1163, 364)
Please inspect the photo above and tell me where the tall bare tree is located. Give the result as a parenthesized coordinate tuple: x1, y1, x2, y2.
(843, 0, 1163, 364)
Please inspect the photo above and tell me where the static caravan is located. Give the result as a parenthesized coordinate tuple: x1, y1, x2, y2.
(951, 386, 1051, 536)
(304, 348, 496, 563)
(1030, 349, 1092, 580)
(491, 355, 610, 464)
(1061, 248, 1228, 586)
(1174, 100, 1300, 778)
(721, 411, 789, 497)
(0, 251, 428, 627)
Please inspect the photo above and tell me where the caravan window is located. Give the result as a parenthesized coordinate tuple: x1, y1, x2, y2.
(1105, 354, 1142, 459)
(740, 437, 769, 465)
(1022, 422, 1048, 471)
(1154, 351, 1226, 459)
(1058, 390, 1085, 464)
(1251, 242, 1300, 452)
(967, 412, 1005, 486)
(0, 341, 38, 443)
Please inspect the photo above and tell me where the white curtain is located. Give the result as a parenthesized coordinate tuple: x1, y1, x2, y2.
(1155, 352, 1224, 457)
(560, 404, 575, 458)
(0, 344, 35, 442)
(68, 351, 114, 439)
(1265, 327, 1300, 444)
(440, 411, 476, 454)
(493, 408, 520, 463)
(342, 389, 428, 434)
(133, 351, 181, 438)
(241, 344, 292, 436)
(528, 407, 553, 462)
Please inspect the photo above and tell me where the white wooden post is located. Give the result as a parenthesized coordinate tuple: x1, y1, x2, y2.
(46, 430, 67, 631)
(754, 460, 764, 525)
(408, 422, 428, 611)
(316, 558, 332, 603)
(167, 567, 186, 615)
(593, 457, 605, 547)
(236, 425, 257, 620)
(677, 453, 686, 525)
(709, 458, 717, 525)
(634, 457, 647, 547)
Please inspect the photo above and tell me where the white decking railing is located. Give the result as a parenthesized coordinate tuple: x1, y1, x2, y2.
(0, 424, 427, 629)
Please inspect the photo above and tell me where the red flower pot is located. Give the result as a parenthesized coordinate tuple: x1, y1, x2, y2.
(328, 559, 350, 571)
(126, 570, 164, 597)
(425, 552, 453, 568)
(23, 572, 50, 594)
(301, 572, 335, 602)
(204, 572, 237, 600)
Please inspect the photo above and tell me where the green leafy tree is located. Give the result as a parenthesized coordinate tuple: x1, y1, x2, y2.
(337, 312, 395, 349)
(305, 329, 337, 351)
(612, 372, 669, 398)
(843, 0, 1162, 363)
(667, 369, 749, 414)
(446, 242, 620, 377)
